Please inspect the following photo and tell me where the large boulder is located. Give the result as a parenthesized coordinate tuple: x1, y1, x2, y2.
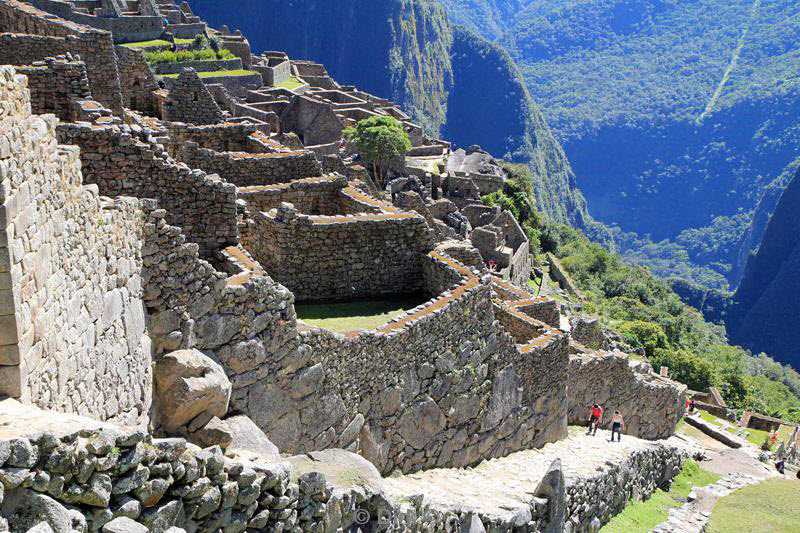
(223, 415, 281, 462)
(154, 349, 231, 432)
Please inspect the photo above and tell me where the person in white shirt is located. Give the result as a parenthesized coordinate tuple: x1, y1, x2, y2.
(611, 410, 625, 442)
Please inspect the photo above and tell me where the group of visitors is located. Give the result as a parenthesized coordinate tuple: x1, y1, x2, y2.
(586, 403, 625, 442)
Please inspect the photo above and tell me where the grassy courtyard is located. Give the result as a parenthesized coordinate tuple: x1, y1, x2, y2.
(601, 459, 720, 533)
(295, 294, 428, 333)
(119, 38, 194, 49)
(706, 478, 800, 533)
(275, 76, 306, 90)
(159, 69, 258, 79)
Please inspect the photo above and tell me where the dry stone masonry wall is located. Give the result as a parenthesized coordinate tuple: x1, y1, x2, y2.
(179, 142, 322, 187)
(56, 123, 238, 252)
(14, 56, 91, 121)
(244, 203, 434, 301)
(113, 45, 158, 115)
(0, 401, 473, 533)
(0, 0, 123, 114)
(163, 69, 223, 126)
(0, 66, 150, 425)
(567, 350, 687, 440)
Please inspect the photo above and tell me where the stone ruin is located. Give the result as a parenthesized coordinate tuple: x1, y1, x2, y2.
(0, 1, 688, 531)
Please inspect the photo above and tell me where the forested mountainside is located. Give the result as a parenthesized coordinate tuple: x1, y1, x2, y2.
(188, 0, 592, 228)
(725, 168, 800, 368)
(438, 0, 800, 290)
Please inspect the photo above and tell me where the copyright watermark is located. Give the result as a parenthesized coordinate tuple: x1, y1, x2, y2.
(354, 508, 371, 525)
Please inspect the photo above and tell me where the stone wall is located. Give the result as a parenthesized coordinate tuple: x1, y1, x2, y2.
(164, 122, 260, 158)
(0, 400, 470, 533)
(162, 68, 223, 125)
(0, 0, 123, 114)
(179, 142, 322, 186)
(113, 45, 158, 115)
(25, 0, 164, 42)
(243, 203, 434, 301)
(153, 57, 242, 75)
(56, 123, 239, 252)
(563, 442, 684, 532)
(238, 250, 569, 475)
(15, 56, 91, 121)
(567, 351, 687, 440)
(238, 175, 377, 215)
(0, 65, 150, 425)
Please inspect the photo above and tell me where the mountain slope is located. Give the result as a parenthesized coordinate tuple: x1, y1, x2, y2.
(438, 0, 800, 289)
(726, 167, 800, 367)
(189, 0, 591, 227)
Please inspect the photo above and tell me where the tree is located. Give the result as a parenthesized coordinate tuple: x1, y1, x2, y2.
(617, 320, 668, 357)
(650, 348, 717, 391)
(343, 116, 411, 188)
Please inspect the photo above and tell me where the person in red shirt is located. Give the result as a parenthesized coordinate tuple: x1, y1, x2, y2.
(587, 403, 604, 435)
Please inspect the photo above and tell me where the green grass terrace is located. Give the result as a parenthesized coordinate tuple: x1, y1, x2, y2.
(158, 69, 259, 79)
(295, 294, 430, 334)
(274, 76, 306, 91)
(706, 478, 800, 533)
(118, 38, 194, 49)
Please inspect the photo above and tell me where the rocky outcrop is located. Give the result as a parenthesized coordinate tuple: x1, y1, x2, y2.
(725, 167, 800, 368)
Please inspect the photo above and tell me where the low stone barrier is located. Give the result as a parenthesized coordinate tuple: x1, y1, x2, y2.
(684, 415, 743, 448)
(0, 400, 466, 533)
(153, 58, 243, 75)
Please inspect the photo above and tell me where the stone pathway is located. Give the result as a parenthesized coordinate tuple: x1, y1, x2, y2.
(384, 427, 683, 523)
(647, 422, 777, 533)
(649, 472, 759, 533)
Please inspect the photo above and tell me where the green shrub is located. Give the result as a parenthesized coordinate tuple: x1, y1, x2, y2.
(650, 348, 717, 391)
(618, 321, 668, 358)
(144, 48, 235, 65)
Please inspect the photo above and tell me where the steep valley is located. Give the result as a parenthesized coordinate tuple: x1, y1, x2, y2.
(440, 0, 800, 291)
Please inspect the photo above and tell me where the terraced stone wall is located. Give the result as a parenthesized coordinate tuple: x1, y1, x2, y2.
(230, 250, 570, 475)
(243, 203, 434, 301)
(56, 123, 238, 252)
(567, 351, 687, 440)
(238, 175, 375, 215)
(164, 122, 259, 157)
(0, 0, 123, 114)
(179, 142, 322, 186)
(0, 66, 151, 425)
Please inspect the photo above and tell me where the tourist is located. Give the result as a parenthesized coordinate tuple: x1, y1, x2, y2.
(587, 403, 603, 435)
(775, 458, 785, 475)
(689, 399, 696, 413)
(611, 411, 625, 442)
